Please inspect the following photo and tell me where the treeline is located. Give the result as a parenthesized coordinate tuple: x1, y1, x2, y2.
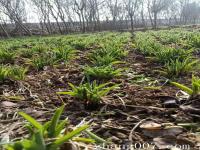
(0, 0, 200, 37)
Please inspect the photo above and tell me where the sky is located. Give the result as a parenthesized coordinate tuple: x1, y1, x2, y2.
(21, 0, 200, 23)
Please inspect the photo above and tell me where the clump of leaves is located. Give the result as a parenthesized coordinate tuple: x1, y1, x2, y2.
(154, 48, 192, 64)
(135, 33, 162, 55)
(0, 65, 10, 81)
(92, 48, 127, 60)
(171, 75, 200, 98)
(103, 41, 128, 59)
(19, 48, 36, 58)
(0, 49, 15, 64)
(9, 66, 28, 80)
(32, 44, 49, 53)
(53, 48, 76, 63)
(30, 53, 57, 71)
(0, 65, 27, 81)
(70, 39, 91, 50)
(160, 58, 199, 78)
(84, 65, 123, 80)
(90, 40, 128, 61)
(89, 54, 122, 67)
(2, 106, 102, 150)
(57, 81, 119, 104)
(188, 34, 200, 48)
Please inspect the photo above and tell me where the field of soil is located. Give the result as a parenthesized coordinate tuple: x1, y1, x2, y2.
(0, 29, 200, 149)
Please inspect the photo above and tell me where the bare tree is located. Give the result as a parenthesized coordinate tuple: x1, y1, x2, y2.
(180, 0, 200, 24)
(53, 0, 70, 33)
(162, 0, 180, 26)
(85, 0, 103, 31)
(147, 0, 173, 28)
(124, 0, 141, 31)
(31, 0, 53, 34)
(0, 16, 10, 37)
(73, 0, 87, 32)
(0, 0, 32, 35)
(106, 0, 122, 30)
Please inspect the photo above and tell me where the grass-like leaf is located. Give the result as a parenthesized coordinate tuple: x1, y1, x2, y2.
(50, 125, 89, 150)
(19, 112, 43, 130)
(171, 82, 193, 95)
(48, 105, 65, 137)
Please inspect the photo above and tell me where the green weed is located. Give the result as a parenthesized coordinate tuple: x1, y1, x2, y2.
(53, 47, 76, 63)
(9, 66, 28, 80)
(84, 65, 123, 80)
(89, 54, 122, 67)
(154, 48, 192, 64)
(30, 53, 57, 70)
(57, 81, 119, 104)
(0, 65, 10, 81)
(0, 50, 15, 64)
(2, 106, 101, 150)
(171, 75, 200, 98)
(0, 65, 27, 81)
(160, 58, 198, 78)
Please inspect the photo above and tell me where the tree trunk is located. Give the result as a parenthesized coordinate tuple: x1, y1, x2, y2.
(153, 12, 157, 29)
(0, 23, 10, 38)
(130, 15, 134, 32)
(81, 12, 86, 32)
(16, 20, 32, 36)
(55, 18, 63, 34)
(148, 8, 153, 27)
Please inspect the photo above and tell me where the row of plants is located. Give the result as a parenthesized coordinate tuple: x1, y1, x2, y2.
(135, 29, 200, 100)
(150, 29, 189, 45)
(0, 32, 127, 82)
(134, 31, 199, 78)
(0, 65, 27, 81)
(0, 32, 124, 53)
(84, 36, 129, 80)
(151, 29, 200, 49)
(0, 46, 76, 82)
(0, 32, 131, 107)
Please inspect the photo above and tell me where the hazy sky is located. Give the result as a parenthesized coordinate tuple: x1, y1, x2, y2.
(26, 1, 39, 23)
(25, 0, 200, 23)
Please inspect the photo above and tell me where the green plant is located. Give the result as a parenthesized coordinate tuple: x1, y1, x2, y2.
(84, 65, 123, 80)
(0, 50, 15, 64)
(53, 48, 76, 63)
(30, 53, 57, 70)
(160, 58, 198, 78)
(69, 37, 96, 50)
(0, 65, 10, 81)
(32, 44, 49, 53)
(19, 48, 36, 58)
(188, 34, 200, 48)
(0, 65, 27, 81)
(171, 75, 200, 98)
(57, 81, 119, 104)
(103, 42, 128, 59)
(135, 33, 162, 55)
(3, 106, 96, 150)
(9, 66, 28, 80)
(70, 41, 87, 50)
(153, 48, 192, 64)
(90, 40, 128, 60)
(152, 30, 181, 44)
(90, 54, 122, 66)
